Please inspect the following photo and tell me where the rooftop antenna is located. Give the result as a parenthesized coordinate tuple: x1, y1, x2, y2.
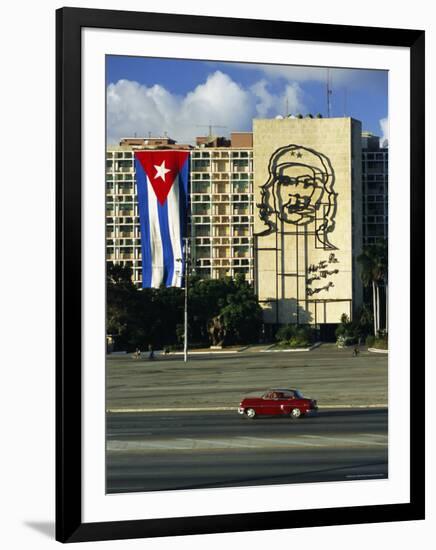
(343, 87, 348, 117)
(326, 68, 332, 117)
(196, 123, 227, 138)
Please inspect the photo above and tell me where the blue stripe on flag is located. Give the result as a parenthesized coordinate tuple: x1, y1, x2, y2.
(135, 159, 152, 288)
(157, 200, 174, 287)
(179, 157, 189, 284)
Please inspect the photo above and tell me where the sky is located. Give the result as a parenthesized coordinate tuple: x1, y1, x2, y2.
(106, 56, 388, 146)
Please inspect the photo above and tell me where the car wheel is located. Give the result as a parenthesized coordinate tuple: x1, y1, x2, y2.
(246, 408, 256, 419)
(290, 408, 302, 419)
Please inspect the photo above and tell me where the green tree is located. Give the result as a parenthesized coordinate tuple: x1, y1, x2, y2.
(106, 264, 140, 350)
(107, 268, 264, 351)
(357, 241, 388, 336)
(187, 277, 230, 343)
(219, 275, 263, 344)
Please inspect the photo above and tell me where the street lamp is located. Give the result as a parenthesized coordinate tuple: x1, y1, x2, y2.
(176, 237, 190, 363)
(183, 237, 189, 363)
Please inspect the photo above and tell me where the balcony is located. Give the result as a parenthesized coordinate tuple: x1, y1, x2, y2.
(118, 209, 135, 217)
(212, 216, 230, 224)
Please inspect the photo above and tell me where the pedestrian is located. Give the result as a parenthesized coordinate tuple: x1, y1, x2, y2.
(148, 344, 155, 361)
(353, 346, 359, 357)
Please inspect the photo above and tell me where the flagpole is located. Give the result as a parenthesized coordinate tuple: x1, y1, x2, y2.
(183, 237, 189, 363)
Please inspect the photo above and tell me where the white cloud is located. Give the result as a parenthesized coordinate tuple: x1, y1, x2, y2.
(250, 80, 275, 118)
(379, 117, 389, 146)
(250, 80, 304, 118)
(178, 71, 253, 138)
(233, 63, 387, 92)
(107, 71, 306, 145)
(283, 82, 305, 115)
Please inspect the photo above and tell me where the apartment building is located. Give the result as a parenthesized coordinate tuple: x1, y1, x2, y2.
(361, 131, 388, 245)
(190, 132, 254, 281)
(106, 134, 254, 286)
(106, 145, 142, 284)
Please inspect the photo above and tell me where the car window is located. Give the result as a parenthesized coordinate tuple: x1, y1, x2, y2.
(294, 390, 303, 399)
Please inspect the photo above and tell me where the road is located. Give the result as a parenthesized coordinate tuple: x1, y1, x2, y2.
(106, 408, 388, 493)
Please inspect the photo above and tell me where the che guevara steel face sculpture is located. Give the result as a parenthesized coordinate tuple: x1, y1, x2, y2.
(257, 144, 338, 250)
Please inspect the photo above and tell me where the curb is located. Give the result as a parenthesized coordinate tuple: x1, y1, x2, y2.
(368, 348, 389, 354)
(260, 342, 322, 353)
(169, 350, 243, 355)
(107, 404, 388, 414)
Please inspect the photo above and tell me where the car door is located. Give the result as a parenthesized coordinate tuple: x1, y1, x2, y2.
(260, 391, 277, 415)
(281, 391, 298, 415)
(275, 392, 292, 415)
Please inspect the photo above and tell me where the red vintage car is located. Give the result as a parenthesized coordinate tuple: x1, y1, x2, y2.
(238, 388, 318, 419)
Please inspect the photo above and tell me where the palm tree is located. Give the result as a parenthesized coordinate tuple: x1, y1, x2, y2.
(357, 241, 388, 336)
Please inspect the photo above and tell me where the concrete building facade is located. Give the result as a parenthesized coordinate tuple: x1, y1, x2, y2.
(253, 117, 363, 332)
(362, 131, 388, 245)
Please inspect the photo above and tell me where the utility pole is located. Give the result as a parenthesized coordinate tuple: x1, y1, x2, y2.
(343, 87, 348, 117)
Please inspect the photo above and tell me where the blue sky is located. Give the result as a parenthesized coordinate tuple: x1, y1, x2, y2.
(106, 56, 388, 145)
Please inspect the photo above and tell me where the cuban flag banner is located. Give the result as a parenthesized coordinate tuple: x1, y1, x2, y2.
(135, 151, 190, 288)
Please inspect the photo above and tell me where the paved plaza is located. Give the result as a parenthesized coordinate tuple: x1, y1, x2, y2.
(106, 344, 387, 410)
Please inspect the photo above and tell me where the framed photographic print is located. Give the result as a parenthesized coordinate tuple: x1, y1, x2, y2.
(56, 7, 425, 543)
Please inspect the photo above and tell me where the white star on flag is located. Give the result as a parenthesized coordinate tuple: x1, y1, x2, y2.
(154, 160, 171, 182)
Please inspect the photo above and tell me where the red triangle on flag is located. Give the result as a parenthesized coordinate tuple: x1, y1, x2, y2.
(135, 151, 190, 205)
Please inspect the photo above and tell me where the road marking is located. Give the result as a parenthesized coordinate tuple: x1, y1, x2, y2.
(305, 434, 388, 447)
(239, 436, 325, 448)
(107, 432, 388, 452)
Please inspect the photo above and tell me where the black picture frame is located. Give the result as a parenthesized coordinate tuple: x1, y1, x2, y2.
(56, 7, 425, 543)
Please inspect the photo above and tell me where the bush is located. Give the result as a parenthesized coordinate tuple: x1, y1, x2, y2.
(373, 336, 388, 349)
(335, 313, 363, 347)
(275, 324, 296, 342)
(288, 336, 311, 349)
(366, 335, 375, 348)
(365, 334, 388, 349)
(275, 324, 315, 348)
(336, 335, 358, 348)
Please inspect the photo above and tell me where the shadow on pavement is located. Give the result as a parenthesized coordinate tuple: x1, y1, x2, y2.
(318, 408, 387, 418)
